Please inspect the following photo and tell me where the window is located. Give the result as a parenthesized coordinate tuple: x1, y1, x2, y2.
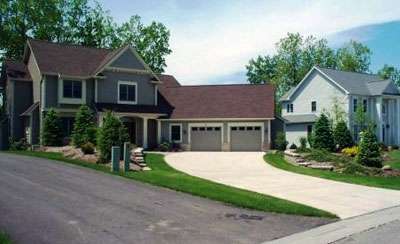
(307, 125, 313, 137)
(118, 81, 137, 104)
(382, 104, 386, 114)
(287, 103, 294, 113)
(61, 117, 75, 137)
(353, 98, 358, 112)
(170, 124, 182, 142)
(363, 99, 367, 112)
(290, 104, 294, 113)
(311, 101, 317, 112)
(63, 80, 82, 99)
(214, 127, 221, 131)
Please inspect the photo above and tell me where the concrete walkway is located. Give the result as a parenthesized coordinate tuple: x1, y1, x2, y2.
(165, 152, 400, 219)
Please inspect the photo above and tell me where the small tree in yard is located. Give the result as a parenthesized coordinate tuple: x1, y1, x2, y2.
(334, 121, 354, 150)
(275, 132, 288, 151)
(71, 105, 96, 148)
(97, 111, 129, 163)
(356, 126, 382, 168)
(312, 113, 334, 151)
(41, 109, 63, 146)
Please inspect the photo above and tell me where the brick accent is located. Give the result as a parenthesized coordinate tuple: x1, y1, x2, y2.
(221, 143, 230, 152)
(263, 142, 271, 151)
(180, 143, 190, 151)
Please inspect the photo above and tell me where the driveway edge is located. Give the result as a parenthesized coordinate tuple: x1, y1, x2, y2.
(262, 205, 400, 244)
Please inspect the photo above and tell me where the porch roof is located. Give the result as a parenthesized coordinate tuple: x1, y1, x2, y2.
(94, 103, 170, 115)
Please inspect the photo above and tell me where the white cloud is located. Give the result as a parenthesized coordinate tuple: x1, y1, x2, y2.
(163, 0, 400, 85)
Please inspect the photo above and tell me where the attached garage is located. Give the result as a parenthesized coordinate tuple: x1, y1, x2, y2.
(229, 124, 263, 151)
(190, 126, 222, 151)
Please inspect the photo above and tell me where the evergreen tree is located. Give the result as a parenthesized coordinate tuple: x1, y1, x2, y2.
(97, 111, 129, 163)
(356, 126, 382, 168)
(333, 121, 354, 150)
(312, 113, 334, 151)
(41, 109, 63, 146)
(71, 105, 96, 148)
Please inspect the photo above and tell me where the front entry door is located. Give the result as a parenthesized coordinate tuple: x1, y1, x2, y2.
(123, 121, 136, 144)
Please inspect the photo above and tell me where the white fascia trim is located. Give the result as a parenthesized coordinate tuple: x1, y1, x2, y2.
(169, 123, 183, 143)
(157, 118, 275, 121)
(41, 76, 46, 110)
(227, 122, 265, 144)
(188, 122, 224, 143)
(26, 41, 42, 78)
(105, 67, 151, 75)
(42, 72, 106, 80)
(58, 78, 86, 105)
(286, 66, 349, 101)
(97, 111, 166, 119)
(117, 80, 138, 105)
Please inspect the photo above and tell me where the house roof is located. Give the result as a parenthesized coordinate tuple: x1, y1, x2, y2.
(21, 102, 39, 116)
(27, 39, 122, 77)
(283, 114, 318, 124)
(280, 66, 400, 101)
(158, 84, 275, 119)
(3, 60, 31, 80)
(94, 103, 171, 115)
(158, 74, 181, 87)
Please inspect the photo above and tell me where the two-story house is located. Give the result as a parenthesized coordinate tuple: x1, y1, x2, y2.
(1, 39, 283, 151)
(280, 66, 400, 147)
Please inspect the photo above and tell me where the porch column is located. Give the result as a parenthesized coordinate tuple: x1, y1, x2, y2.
(268, 120, 271, 145)
(376, 97, 383, 141)
(157, 120, 161, 144)
(397, 99, 400, 145)
(143, 117, 148, 148)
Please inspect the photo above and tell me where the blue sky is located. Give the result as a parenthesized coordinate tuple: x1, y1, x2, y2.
(98, 0, 400, 85)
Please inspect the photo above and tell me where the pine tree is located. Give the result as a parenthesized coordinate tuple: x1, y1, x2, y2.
(71, 105, 96, 148)
(41, 109, 63, 146)
(333, 121, 354, 150)
(97, 111, 129, 163)
(312, 113, 334, 151)
(356, 126, 382, 168)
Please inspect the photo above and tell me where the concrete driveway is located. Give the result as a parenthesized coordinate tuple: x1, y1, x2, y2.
(165, 152, 400, 219)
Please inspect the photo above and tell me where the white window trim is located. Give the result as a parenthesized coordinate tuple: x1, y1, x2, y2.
(118, 80, 138, 105)
(188, 123, 224, 143)
(169, 123, 183, 143)
(58, 78, 86, 104)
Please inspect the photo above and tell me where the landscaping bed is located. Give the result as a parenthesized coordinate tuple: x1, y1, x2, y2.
(4, 150, 337, 218)
(0, 230, 12, 244)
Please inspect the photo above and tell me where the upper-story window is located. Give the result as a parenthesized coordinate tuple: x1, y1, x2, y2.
(118, 81, 137, 104)
(311, 101, 317, 112)
(63, 80, 82, 99)
(286, 103, 294, 113)
(363, 99, 367, 112)
(353, 98, 358, 112)
(382, 104, 386, 114)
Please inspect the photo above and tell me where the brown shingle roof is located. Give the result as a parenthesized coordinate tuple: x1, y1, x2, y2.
(158, 84, 275, 119)
(28, 39, 121, 77)
(4, 60, 31, 80)
(157, 74, 181, 87)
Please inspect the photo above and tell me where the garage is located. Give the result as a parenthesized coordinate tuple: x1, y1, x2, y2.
(230, 126, 262, 151)
(190, 126, 222, 151)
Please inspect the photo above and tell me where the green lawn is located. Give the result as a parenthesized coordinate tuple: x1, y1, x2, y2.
(265, 153, 400, 190)
(4, 150, 337, 218)
(0, 230, 12, 244)
(386, 150, 400, 171)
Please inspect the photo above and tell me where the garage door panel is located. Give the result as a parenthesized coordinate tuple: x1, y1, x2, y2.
(230, 126, 262, 151)
(191, 127, 221, 151)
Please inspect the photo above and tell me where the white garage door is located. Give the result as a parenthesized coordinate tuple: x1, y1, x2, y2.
(230, 126, 262, 151)
(191, 126, 222, 151)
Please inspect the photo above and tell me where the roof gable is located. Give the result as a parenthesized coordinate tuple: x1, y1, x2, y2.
(109, 49, 146, 70)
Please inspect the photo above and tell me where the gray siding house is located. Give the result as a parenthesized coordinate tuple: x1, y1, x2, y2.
(1, 40, 279, 151)
(280, 66, 400, 147)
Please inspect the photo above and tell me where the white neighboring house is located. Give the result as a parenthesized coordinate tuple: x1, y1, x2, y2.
(279, 66, 400, 147)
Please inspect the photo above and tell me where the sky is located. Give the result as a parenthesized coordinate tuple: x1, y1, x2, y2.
(98, 0, 400, 85)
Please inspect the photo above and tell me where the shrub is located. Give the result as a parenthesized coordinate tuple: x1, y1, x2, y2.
(312, 113, 334, 151)
(81, 142, 95, 154)
(41, 109, 63, 146)
(97, 111, 129, 163)
(305, 149, 336, 162)
(159, 141, 170, 152)
(10, 138, 27, 150)
(289, 143, 297, 150)
(299, 136, 307, 149)
(334, 121, 354, 150)
(275, 132, 288, 151)
(342, 146, 358, 157)
(356, 127, 382, 168)
(71, 105, 96, 148)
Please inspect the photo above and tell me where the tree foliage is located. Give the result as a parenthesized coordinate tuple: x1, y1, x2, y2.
(41, 109, 63, 146)
(336, 40, 371, 73)
(311, 113, 334, 151)
(377, 64, 400, 87)
(0, 0, 171, 72)
(97, 111, 129, 163)
(71, 105, 96, 148)
(356, 126, 382, 168)
(333, 121, 354, 150)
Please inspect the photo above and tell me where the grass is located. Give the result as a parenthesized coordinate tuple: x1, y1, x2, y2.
(265, 153, 400, 190)
(0, 230, 12, 244)
(386, 150, 400, 171)
(4, 150, 337, 218)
